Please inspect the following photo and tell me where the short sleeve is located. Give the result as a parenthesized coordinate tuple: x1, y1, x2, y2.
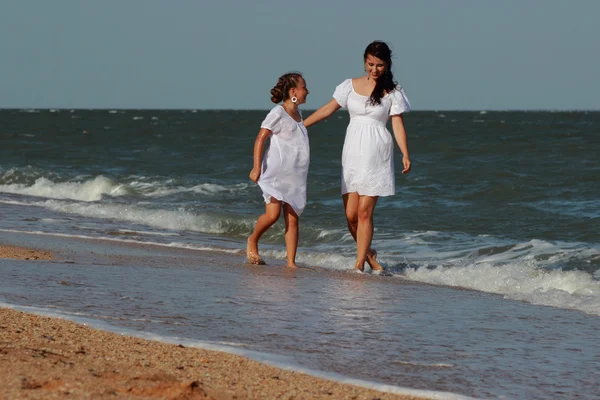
(389, 86, 411, 116)
(333, 79, 352, 108)
(260, 106, 283, 134)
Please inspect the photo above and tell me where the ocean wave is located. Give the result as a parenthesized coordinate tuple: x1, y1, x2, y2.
(404, 251, 600, 316)
(0, 175, 131, 202)
(38, 199, 256, 235)
(128, 181, 250, 198)
(0, 168, 250, 202)
(0, 193, 351, 245)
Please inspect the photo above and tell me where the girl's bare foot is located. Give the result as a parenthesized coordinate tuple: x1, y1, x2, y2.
(366, 249, 384, 271)
(246, 238, 265, 265)
(287, 262, 298, 268)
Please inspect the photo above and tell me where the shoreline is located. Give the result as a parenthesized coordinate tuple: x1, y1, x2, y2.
(0, 240, 436, 400)
(0, 307, 430, 400)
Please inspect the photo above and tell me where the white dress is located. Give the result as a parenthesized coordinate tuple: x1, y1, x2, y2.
(258, 105, 310, 216)
(333, 79, 411, 196)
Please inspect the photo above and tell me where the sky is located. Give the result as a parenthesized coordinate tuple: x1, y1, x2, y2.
(1, 0, 599, 110)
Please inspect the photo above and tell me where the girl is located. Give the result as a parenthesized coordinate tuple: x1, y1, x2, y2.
(247, 72, 310, 268)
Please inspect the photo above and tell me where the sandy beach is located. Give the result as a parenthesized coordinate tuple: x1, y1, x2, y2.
(0, 245, 428, 400)
(0, 309, 427, 400)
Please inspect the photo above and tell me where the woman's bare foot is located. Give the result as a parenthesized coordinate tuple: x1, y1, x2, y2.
(354, 262, 365, 273)
(287, 261, 298, 268)
(366, 249, 384, 271)
(246, 238, 265, 265)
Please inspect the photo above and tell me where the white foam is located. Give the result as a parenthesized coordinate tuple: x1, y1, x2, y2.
(0, 302, 476, 400)
(316, 228, 347, 240)
(128, 181, 249, 198)
(0, 175, 130, 202)
(262, 249, 355, 270)
(405, 260, 600, 316)
(0, 168, 251, 202)
(0, 198, 255, 235)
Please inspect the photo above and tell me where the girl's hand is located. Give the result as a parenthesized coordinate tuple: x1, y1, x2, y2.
(402, 156, 411, 174)
(249, 167, 261, 183)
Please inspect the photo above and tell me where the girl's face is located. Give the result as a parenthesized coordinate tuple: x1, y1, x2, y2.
(291, 77, 309, 104)
(364, 54, 386, 81)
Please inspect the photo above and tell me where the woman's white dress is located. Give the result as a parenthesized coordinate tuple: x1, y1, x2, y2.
(333, 79, 411, 196)
(258, 105, 310, 216)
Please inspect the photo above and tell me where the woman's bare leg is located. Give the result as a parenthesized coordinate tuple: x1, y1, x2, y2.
(343, 193, 383, 271)
(355, 195, 379, 272)
(283, 204, 299, 268)
(247, 199, 281, 264)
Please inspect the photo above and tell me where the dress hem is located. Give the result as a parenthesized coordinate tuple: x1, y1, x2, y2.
(341, 190, 394, 197)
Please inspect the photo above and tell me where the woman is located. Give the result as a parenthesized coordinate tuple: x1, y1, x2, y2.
(247, 72, 310, 268)
(304, 41, 411, 272)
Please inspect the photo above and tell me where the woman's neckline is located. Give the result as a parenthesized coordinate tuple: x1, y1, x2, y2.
(350, 78, 392, 98)
(278, 105, 303, 123)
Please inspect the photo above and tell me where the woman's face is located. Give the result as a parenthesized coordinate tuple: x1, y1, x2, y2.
(364, 54, 386, 81)
(291, 77, 309, 104)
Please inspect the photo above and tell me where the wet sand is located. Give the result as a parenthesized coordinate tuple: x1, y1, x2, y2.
(0, 243, 428, 400)
(0, 245, 55, 261)
(0, 308, 430, 400)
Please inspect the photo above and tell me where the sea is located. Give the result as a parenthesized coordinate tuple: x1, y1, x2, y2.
(0, 108, 599, 399)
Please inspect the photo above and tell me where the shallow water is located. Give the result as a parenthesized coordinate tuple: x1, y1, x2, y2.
(1, 232, 599, 399)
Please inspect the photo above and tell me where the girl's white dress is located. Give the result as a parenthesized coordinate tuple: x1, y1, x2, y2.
(258, 105, 310, 216)
(333, 79, 411, 196)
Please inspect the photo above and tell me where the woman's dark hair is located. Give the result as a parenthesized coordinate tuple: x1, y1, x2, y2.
(364, 41, 397, 106)
(270, 72, 303, 104)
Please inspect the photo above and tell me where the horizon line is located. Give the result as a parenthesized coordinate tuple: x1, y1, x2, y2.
(1, 107, 599, 113)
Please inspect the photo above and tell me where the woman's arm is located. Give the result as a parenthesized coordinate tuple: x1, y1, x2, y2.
(391, 114, 411, 174)
(303, 99, 341, 128)
(249, 128, 272, 182)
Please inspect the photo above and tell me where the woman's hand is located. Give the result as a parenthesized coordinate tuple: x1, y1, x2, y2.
(402, 156, 411, 174)
(249, 167, 261, 183)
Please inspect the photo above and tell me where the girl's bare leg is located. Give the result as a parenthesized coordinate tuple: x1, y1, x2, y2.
(343, 193, 383, 271)
(247, 199, 281, 264)
(283, 204, 299, 268)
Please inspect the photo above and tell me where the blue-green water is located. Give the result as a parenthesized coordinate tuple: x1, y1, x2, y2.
(1, 109, 599, 312)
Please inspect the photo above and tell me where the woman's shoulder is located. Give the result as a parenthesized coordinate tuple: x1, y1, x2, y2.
(392, 84, 407, 93)
(333, 79, 353, 95)
(337, 78, 354, 88)
(389, 84, 409, 98)
(388, 84, 411, 114)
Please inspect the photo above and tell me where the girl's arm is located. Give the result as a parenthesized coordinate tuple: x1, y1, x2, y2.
(391, 114, 411, 174)
(249, 128, 272, 182)
(303, 99, 341, 128)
